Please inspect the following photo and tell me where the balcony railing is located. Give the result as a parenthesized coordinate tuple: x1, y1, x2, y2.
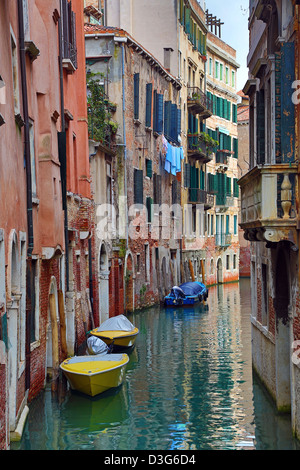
(187, 134, 213, 164)
(188, 188, 214, 209)
(215, 233, 232, 247)
(187, 87, 213, 118)
(216, 192, 235, 208)
(238, 163, 298, 245)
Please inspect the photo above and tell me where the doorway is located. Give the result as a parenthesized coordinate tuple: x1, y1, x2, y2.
(99, 243, 109, 324)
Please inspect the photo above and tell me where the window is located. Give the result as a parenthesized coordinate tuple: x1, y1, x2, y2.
(11, 31, 20, 114)
(29, 120, 37, 198)
(234, 215, 238, 235)
(134, 73, 140, 120)
(146, 196, 153, 223)
(145, 83, 152, 127)
(226, 255, 230, 270)
(225, 67, 229, 84)
(231, 70, 235, 88)
(261, 263, 268, 326)
(61, 0, 78, 71)
(134, 169, 143, 205)
(136, 254, 140, 273)
(233, 254, 237, 270)
(215, 60, 219, 79)
(232, 103, 237, 123)
(153, 92, 163, 134)
(146, 159, 153, 178)
(226, 215, 230, 234)
(219, 63, 223, 81)
(106, 162, 112, 205)
(144, 244, 150, 282)
(209, 57, 213, 76)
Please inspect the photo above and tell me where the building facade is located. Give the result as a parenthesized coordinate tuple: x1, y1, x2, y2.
(203, 29, 240, 286)
(87, 0, 241, 287)
(239, 0, 300, 439)
(237, 90, 251, 278)
(0, 0, 95, 449)
(85, 24, 182, 311)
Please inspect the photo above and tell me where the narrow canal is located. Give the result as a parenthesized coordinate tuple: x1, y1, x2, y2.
(11, 279, 300, 451)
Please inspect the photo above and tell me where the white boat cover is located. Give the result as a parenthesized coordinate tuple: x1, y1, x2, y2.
(97, 314, 135, 333)
(67, 354, 125, 364)
(87, 336, 108, 355)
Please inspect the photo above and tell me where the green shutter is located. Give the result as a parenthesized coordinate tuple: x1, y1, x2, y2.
(146, 196, 153, 222)
(146, 159, 153, 178)
(134, 169, 143, 204)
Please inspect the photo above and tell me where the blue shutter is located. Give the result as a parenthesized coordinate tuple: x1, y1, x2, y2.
(156, 93, 164, 134)
(145, 83, 152, 127)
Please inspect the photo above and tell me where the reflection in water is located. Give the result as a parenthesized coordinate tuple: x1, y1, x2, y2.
(12, 279, 300, 450)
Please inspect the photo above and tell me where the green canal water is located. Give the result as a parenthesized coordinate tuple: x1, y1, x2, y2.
(11, 279, 300, 451)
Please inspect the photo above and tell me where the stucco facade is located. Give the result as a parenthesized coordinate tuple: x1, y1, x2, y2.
(239, 0, 300, 440)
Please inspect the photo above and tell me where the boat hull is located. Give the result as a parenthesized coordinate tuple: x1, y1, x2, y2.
(90, 327, 139, 351)
(60, 354, 129, 397)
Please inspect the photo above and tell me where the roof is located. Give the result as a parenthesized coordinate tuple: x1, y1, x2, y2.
(237, 105, 249, 122)
(84, 24, 181, 89)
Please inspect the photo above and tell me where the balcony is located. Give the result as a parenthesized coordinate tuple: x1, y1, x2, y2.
(187, 87, 213, 118)
(215, 150, 230, 171)
(238, 164, 298, 245)
(215, 233, 232, 247)
(187, 134, 213, 164)
(215, 192, 235, 210)
(188, 188, 214, 210)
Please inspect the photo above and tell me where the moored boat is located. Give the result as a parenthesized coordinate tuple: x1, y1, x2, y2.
(164, 282, 208, 307)
(89, 315, 139, 351)
(60, 353, 129, 397)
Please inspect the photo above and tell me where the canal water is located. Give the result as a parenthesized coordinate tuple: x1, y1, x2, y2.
(11, 279, 300, 451)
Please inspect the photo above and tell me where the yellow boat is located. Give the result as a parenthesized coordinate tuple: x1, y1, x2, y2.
(90, 315, 139, 351)
(60, 354, 129, 397)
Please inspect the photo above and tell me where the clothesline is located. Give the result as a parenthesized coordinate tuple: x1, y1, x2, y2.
(162, 135, 184, 175)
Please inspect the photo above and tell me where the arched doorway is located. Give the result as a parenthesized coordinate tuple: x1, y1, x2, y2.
(217, 258, 223, 284)
(125, 252, 134, 313)
(7, 230, 19, 431)
(274, 247, 291, 411)
(46, 277, 59, 387)
(99, 243, 109, 324)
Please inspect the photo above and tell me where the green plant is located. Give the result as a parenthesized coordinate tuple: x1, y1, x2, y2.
(140, 284, 147, 302)
(87, 71, 113, 143)
(199, 132, 219, 149)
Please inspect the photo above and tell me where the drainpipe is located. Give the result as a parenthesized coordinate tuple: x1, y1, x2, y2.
(58, 4, 69, 292)
(18, 0, 34, 391)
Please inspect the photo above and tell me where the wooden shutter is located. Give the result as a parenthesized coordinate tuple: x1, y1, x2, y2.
(134, 73, 140, 119)
(280, 42, 295, 163)
(184, 163, 191, 188)
(134, 169, 143, 204)
(256, 89, 265, 164)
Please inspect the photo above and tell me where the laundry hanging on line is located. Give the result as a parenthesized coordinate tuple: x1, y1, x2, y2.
(163, 136, 184, 175)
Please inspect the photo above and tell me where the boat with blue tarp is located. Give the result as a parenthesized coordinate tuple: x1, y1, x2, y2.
(164, 282, 208, 307)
